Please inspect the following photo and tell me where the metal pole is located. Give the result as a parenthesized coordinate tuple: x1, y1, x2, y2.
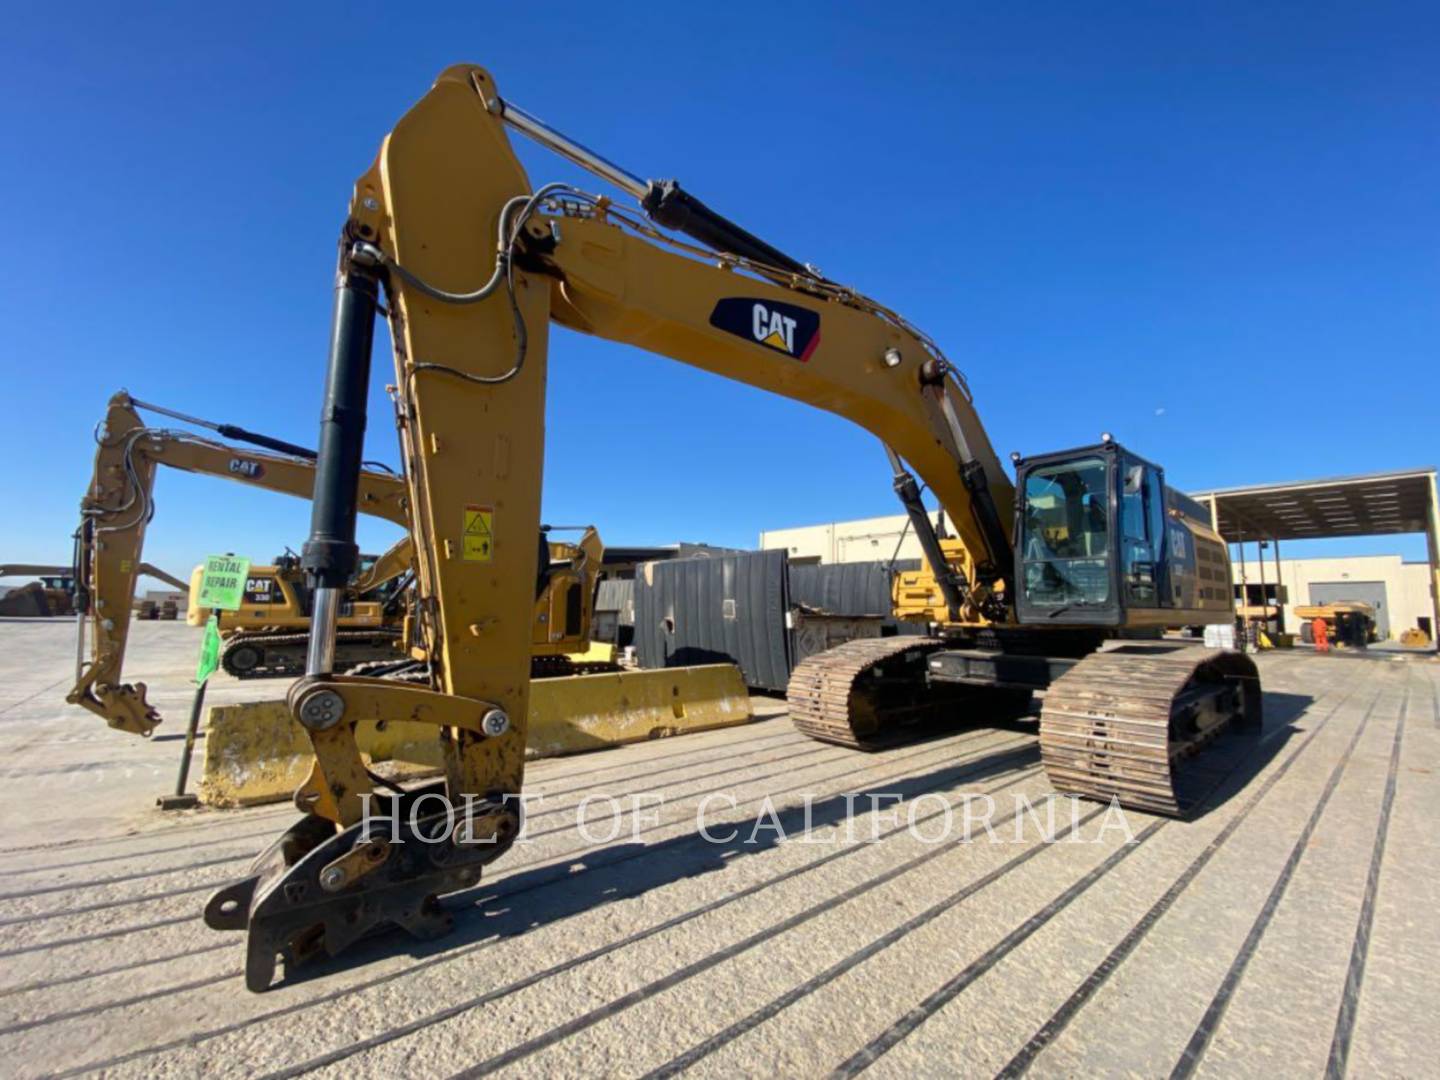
(1236, 528, 1248, 651)
(1426, 473, 1440, 648)
(157, 681, 206, 809)
(160, 605, 216, 810)
(1258, 540, 1269, 641)
(174, 672, 209, 796)
(1273, 538, 1286, 635)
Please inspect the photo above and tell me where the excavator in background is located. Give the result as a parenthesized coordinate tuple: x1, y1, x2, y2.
(186, 541, 413, 678)
(71, 391, 618, 736)
(198, 66, 1261, 990)
(1, 561, 185, 618)
(0, 564, 78, 616)
(70, 391, 411, 736)
(189, 524, 607, 679)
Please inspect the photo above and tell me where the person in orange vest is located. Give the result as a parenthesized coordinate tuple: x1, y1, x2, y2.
(1312, 615, 1330, 653)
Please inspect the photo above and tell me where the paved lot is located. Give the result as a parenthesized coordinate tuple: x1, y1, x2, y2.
(0, 619, 1435, 1078)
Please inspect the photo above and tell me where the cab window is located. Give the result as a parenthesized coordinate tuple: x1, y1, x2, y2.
(1120, 460, 1166, 606)
(1019, 458, 1111, 608)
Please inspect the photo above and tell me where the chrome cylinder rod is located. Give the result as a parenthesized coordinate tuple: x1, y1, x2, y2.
(74, 609, 86, 684)
(496, 99, 649, 201)
(306, 587, 341, 676)
(497, 97, 816, 278)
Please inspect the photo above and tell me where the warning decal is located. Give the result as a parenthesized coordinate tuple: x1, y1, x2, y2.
(463, 505, 494, 562)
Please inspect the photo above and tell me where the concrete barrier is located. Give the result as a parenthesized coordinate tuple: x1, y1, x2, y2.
(199, 663, 753, 807)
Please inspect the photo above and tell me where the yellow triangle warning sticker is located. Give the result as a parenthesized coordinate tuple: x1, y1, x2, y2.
(463, 505, 494, 561)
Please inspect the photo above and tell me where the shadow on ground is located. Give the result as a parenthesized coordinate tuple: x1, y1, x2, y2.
(276, 727, 1037, 988)
(1172, 688, 1311, 820)
(276, 688, 1316, 988)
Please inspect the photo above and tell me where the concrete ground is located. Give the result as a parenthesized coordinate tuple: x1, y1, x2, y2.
(0, 619, 1435, 1078)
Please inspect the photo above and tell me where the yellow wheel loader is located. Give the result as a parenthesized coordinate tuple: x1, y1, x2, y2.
(189, 67, 1260, 990)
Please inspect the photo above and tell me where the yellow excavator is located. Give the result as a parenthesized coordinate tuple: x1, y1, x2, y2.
(200, 66, 1260, 990)
(187, 543, 413, 678)
(70, 391, 410, 736)
(188, 524, 607, 679)
(71, 392, 608, 734)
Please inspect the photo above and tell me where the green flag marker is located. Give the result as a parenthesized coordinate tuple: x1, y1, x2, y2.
(196, 553, 251, 611)
(196, 614, 222, 684)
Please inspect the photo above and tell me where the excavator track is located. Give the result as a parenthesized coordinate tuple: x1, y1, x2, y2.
(786, 636, 952, 748)
(220, 629, 404, 680)
(1039, 645, 1261, 817)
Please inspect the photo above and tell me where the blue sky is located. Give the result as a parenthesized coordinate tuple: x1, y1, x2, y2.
(2, 2, 1436, 582)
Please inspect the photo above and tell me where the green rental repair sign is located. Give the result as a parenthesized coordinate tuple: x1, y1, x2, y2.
(195, 554, 251, 611)
(196, 614, 222, 683)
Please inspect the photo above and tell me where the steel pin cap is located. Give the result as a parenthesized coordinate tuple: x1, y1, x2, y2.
(481, 709, 510, 737)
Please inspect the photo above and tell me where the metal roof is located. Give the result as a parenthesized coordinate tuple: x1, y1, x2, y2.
(601, 546, 679, 566)
(1190, 467, 1436, 541)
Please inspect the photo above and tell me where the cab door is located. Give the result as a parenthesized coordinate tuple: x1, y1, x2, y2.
(1119, 458, 1170, 610)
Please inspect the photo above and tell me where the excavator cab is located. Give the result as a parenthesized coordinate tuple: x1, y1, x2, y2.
(1014, 439, 1184, 628)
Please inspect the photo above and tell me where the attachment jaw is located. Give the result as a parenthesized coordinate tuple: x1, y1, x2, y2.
(205, 782, 519, 992)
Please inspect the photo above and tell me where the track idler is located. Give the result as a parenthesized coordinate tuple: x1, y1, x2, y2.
(205, 781, 519, 991)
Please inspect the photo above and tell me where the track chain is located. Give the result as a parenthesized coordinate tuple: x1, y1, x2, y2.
(786, 636, 948, 748)
(1039, 645, 1261, 816)
(220, 629, 404, 680)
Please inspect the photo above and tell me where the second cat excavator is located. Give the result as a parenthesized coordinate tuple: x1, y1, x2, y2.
(203, 65, 1261, 990)
(72, 392, 618, 735)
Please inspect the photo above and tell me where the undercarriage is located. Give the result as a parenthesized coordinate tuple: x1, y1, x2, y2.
(787, 636, 1261, 816)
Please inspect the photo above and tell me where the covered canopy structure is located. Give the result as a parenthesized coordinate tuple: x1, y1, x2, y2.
(1190, 467, 1440, 639)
